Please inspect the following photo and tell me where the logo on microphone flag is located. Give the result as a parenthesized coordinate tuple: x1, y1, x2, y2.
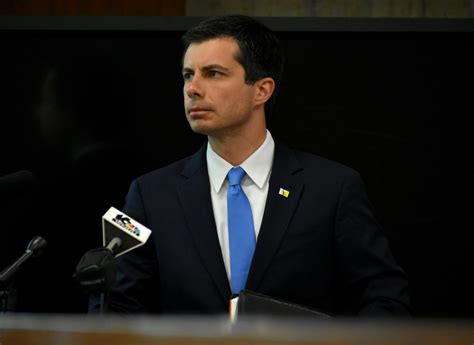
(112, 214, 141, 236)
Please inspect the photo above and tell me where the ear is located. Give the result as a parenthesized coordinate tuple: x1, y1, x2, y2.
(254, 77, 275, 106)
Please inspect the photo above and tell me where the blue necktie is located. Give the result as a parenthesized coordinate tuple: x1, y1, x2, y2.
(227, 167, 256, 295)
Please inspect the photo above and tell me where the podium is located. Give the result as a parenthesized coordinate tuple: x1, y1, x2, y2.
(0, 314, 473, 345)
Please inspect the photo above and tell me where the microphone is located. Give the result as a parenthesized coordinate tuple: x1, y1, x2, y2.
(0, 236, 47, 289)
(74, 207, 151, 295)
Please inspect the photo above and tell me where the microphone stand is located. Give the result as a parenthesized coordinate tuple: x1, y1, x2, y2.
(0, 289, 9, 314)
(100, 237, 122, 313)
(0, 287, 17, 314)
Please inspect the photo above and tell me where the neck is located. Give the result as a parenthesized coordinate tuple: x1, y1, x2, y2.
(209, 118, 267, 167)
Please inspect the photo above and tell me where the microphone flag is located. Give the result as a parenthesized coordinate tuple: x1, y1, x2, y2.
(102, 207, 151, 258)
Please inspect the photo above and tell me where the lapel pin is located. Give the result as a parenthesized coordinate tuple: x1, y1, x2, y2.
(278, 188, 290, 198)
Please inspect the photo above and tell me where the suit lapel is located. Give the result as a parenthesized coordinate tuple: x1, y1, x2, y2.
(246, 142, 304, 291)
(176, 145, 231, 303)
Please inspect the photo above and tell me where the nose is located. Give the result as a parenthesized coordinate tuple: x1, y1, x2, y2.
(185, 75, 203, 99)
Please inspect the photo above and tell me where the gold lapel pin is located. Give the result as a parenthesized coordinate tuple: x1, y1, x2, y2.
(278, 188, 290, 198)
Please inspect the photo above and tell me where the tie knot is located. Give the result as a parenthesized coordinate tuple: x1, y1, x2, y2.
(227, 167, 246, 186)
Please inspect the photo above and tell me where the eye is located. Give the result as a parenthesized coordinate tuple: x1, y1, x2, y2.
(208, 70, 222, 78)
(183, 72, 193, 81)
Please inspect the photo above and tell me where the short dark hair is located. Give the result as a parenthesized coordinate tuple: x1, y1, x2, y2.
(182, 15, 284, 115)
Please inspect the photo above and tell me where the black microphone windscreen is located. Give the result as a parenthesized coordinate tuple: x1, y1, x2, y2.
(27, 236, 47, 257)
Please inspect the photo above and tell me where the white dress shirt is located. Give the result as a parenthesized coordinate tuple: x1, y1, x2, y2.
(206, 130, 275, 283)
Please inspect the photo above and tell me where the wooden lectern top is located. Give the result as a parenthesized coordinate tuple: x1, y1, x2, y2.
(0, 314, 473, 345)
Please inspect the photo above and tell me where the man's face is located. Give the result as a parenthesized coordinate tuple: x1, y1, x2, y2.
(182, 37, 257, 137)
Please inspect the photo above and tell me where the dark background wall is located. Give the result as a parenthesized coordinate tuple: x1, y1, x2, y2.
(0, 0, 185, 16)
(0, 14, 472, 317)
(0, 0, 472, 17)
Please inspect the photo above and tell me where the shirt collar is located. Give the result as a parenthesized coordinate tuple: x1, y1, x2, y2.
(207, 129, 275, 193)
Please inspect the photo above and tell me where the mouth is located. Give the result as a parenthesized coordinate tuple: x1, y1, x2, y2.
(188, 108, 211, 117)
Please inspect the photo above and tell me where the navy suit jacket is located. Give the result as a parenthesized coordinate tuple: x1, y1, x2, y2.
(104, 142, 410, 315)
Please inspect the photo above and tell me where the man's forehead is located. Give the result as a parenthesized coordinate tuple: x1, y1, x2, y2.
(183, 37, 240, 68)
(188, 36, 239, 50)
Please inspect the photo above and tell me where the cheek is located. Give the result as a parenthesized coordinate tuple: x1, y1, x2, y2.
(226, 88, 253, 112)
(183, 92, 192, 108)
(220, 88, 244, 109)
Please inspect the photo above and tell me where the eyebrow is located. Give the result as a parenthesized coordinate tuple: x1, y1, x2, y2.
(182, 64, 231, 73)
(202, 64, 230, 72)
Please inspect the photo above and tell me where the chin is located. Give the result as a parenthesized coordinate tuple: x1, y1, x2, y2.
(189, 123, 211, 136)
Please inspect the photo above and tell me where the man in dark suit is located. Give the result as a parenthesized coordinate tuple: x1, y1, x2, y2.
(102, 15, 410, 316)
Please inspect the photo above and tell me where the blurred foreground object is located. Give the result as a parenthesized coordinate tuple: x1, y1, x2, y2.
(0, 314, 473, 345)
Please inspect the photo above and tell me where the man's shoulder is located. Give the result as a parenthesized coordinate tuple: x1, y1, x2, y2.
(299, 150, 355, 174)
(142, 156, 193, 180)
(134, 149, 204, 187)
(278, 142, 359, 179)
